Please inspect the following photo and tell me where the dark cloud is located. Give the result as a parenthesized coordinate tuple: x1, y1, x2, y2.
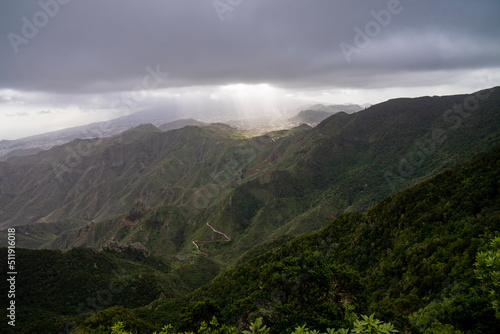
(0, 0, 499, 94)
(1, 0, 500, 141)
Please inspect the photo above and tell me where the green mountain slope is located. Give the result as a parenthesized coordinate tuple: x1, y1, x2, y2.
(288, 109, 335, 124)
(0, 246, 221, 334)
(77, 144, 500, 334)
(161, 86, 500, 263)
(158, 119, 207, 132)
(3, 87, 499, 266)
(0, 123, 260, 228)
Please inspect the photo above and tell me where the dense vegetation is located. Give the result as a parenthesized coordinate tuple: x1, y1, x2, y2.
(102, 314, 398, 334)
(0, 247, 221, 333)
(3, 144, 493, 333)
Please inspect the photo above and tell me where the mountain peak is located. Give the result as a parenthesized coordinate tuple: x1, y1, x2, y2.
(158, 118, 206, 132)
(117, 123, 162, 142)
(121, 123, 162, 134)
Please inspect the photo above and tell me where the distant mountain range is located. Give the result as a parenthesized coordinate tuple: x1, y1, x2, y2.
(0, 104, 360, 161)
(299, 103, 363, 114)
(0, 114, 203, 161)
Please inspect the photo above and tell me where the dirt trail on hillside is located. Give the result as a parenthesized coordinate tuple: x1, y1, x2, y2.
(190, 221, 231, 256)
(206, 222, 231, 241)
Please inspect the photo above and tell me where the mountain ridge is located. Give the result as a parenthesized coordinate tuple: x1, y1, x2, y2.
(3, 87, 499, 270)
(4, 137, 500, 333)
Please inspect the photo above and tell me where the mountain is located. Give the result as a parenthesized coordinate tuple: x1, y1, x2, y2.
(288, 109, 338, 125)
(1, 87, 500, 333)
(0, 102, 356, 161)
(299, 103, 363, 114)
(0, 122, 256, 228)
(79, 144, 500, 333)
(0, 106, 194, 161)
(158, 118, 207, 132)
(4, 138, 500, 333)
(1, 87, 500, 255)
(0, 246, 222, 333)
(117, 143, 498, 333)
(0, 147, 45, 161)
(0, 110, 165, 161)
(288, 104, 363, 126)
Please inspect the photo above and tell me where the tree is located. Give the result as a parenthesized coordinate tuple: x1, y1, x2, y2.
(474, 236, 500, 318)
(108, 314, 397, 334)
(243, 318, 269, 334)
(111, 321, 128, 334)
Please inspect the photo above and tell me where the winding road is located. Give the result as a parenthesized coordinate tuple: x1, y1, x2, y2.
(206, 222, 231, 241)
(190, 221, 231, 256)
(191, 240, 208, 256)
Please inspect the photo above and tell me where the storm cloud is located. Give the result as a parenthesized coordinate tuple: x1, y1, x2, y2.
(1, 0, 499, 139)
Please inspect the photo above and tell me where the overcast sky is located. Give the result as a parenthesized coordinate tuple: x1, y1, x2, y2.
(1, 0, 500, 140)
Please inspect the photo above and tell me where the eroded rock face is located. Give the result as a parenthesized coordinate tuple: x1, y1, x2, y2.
(101, 239, 151, 257)
(127, 242, 152, 257)
(101, 239, 121, 252)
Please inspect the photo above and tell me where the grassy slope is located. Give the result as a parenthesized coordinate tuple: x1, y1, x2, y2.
(0, 123, 263, 231)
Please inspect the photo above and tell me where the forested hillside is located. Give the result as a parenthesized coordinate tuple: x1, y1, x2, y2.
(3, 143, 499, 333)
(0, 245, 221, 333)
(76, 143, 499, 334)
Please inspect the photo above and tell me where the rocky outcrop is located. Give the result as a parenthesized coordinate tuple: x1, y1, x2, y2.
(101, 239, 151, 257)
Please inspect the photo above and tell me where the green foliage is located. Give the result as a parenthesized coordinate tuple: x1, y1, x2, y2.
(283, 313, 397, 334)
(105, 315, 396, 334)
(155, 324, 176, 334)
(198, 317, 238, 334)
(179, 299, 222, 332)
(351, 314, 397, 334)
(474, 236, 500, 317)
(290, 324, 310, 334)
(229, 180, 265, 229)
(111, 321, 128, 334)
(242, 318, 270, 334)
(407, 282, 464, 331)
(128, 199, 148, 221)
(422, 321, 464, 334)
(0, 247, 219, 333)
